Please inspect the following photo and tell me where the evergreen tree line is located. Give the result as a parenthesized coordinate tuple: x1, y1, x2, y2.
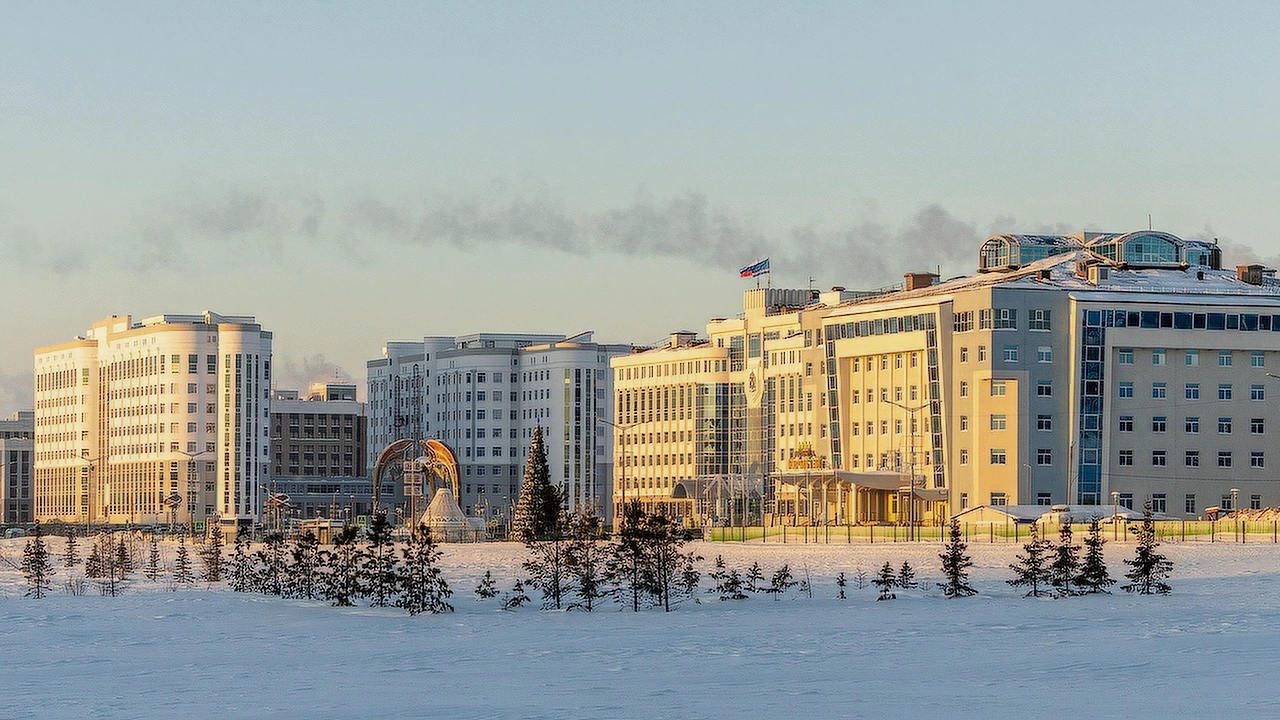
(1007, 514, 1171, 597)
(226, 515, 453, 615)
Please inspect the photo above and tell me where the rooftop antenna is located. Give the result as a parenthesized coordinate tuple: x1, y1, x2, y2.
(1148, 213, 1153, 231)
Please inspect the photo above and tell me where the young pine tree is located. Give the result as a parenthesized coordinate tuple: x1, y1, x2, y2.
(897, 561, 917, 590)
(641, 512, 701, 611)
(938, 518, 977, 597)
(321, 526, 363, 607)
(511, 425, 561, 542)
(1077, 519, 1115, 594)
(712, 557, 747, 601)
(874, 561, 897, 601)
(565, 508, 610, 611)
(607, 501, 650, 612)
(20, 523, 53, 599)
(228, 529, 255, 593)
(199, 524, 226, 583)
(145, 537, 161, 582)
(766, 564, 796, 601)
(284, 532, 322, 600)
(522, 504, 572, 611)
(836, 572, 847, 600)
(360, 513, 400, 607)
(1008, 523, 1053, 597)
(502, 579, 530, 610)
(85, 539, 104, 579)
(255, 533, 287, 596)
(63, 530, 79, 569)
(173, 535, 194, 586)
(115, 535, 134, 579)
(474, 570, 500, 600)
(1049, 523, 1081, 597)
(395, 525, 453, 615)
(745, 562, 766, 594)
(1123, 510, 1173, 595)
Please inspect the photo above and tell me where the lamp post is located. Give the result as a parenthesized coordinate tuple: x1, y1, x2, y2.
(173, 448, 211, 533)
(884, 399, 929, 540)
(1111, 490, 1120, 541)
(1230, 487, 1240, 541)
(596, 417, 640, 528)
(77, 453, 106, 536)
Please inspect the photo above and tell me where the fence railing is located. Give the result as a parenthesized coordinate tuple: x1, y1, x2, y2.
(704, 520, 1280, 544)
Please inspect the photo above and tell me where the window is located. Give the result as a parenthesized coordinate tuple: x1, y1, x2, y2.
(1117, 493, 1134, 510)
(960, 347, 969, 363)
(1219, 384, 1233, 400)
(990, 380, 1006, 397)
(960, 415, 969, 431)
(1118, 450, 1134, 466)
(1118, 416, 1134, 432)
(994, 308, 1017, 329)
(1029, 309, 1051, 331)
(959, 381, 968, 397)
(1219, 417, 1233, 434)
(1036, 346, 1052, 363)
(1251, 384, 1265, 401)
(990, 492, 1008, 506)
(1251, 451, 1265, 468)
(1152, 383, 1167, 399)
(1003, 345, 1019, 363)
(1118, 349, 1134, 364)
(1185, 383, 1200, 400)
(1251, 351, 1265, 368)
(1151, 494, 1167, 514)
(990, 448, 1007, 465)
(1185, 450, 1200, 467)
(1185, 417, 1200, 434)
(1186, 495, 1197, 514)
(1037, 414, 1052, 431)
(1152, 450, 1167, 467)
(1152, 349, 1166, 365)
(959, 449, 969, 465)
(1185, 349, 1199, 366)
(1036, 381, 1052, 397)
(1036, 493, 1053, 506)
(1219, 350, 1233, 367)
(1118, 382, 1134, 398)
(1252, 494, 1263, 510)
(1251, 418, 1265, 434)
(990, 414, 1007, 430)
(1218, 451, 1233, 468)
(978, 346, 987, 362)
(1152, 416, 1167, 433)
(1036, 448, 1052, 466)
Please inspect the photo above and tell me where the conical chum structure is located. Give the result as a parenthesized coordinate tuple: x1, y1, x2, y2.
(421, 485, 468, 542)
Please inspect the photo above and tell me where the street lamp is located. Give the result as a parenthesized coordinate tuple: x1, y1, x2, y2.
(172, 448, 212, 534)
(596, 417, 640, 527)
(883, 399, 929, 539)
(1230, 487, 1240, 541)
(77, 453, 106, 536)
(1111, 490, 1120, 540)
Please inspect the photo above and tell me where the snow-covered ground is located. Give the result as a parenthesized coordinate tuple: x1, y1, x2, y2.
(3, 537, 1279, 719)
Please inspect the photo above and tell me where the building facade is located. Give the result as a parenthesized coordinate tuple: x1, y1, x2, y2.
(33, 312, 272, 529)
(614, 231, 1280, 523)
(267, 385, 369, 521)
(367, 332, 632, 523)
(1, 411, 34, 523)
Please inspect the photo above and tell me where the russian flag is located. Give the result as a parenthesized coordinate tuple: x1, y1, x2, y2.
(739, 258, 770, 278)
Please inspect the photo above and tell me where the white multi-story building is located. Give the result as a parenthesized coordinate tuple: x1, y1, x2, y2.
(368, 332, 632, 522)
(33, 312, 272, 530)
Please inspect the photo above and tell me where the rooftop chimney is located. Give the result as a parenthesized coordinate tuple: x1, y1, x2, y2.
(669, 331, 697, 348)
(903, 272, 939, 291)
(1237, 264, 1265, 286)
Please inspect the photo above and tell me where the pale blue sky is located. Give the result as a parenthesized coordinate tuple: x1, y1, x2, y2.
(3, 2, 1280, 414)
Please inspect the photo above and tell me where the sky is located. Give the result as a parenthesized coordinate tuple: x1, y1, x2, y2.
(3, 2, 1280, 416)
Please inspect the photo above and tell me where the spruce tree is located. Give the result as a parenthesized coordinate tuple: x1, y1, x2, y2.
(474, 570, 499, 600)
(836, 572, 847, 600)
(522, 507, 572, 611)
(711, 556, 747, 601)
(145, 537, 161, 582)
(566, 508, 610, 611)
(321, 526, 362, 607)
(1077, 519, 1115, 594)
(1008, 523, 1053, 597)
(228, 529, 255, 593)
(85, 539, 104, 579)
(255, 533, 286, 596)
(360, 513, 400, 607)
(607, 501, 650, 612)
(938, 518, 977, 597)
(115, 535, 133, 579)
(874, 561, 897, 601)
(766, 564, 796, 600)
(63, 530, 79, 568)
(1123, 510, 1173, 595)
(512, 425, 562, 542)
(745, 562, 766, 594)
(1049, 523, 1081, 597)
(199, 524, 225, 583)
(395, 525, 453, 615)
(897, 561, 917, 589)
(640, 512, 700, 611)
(173, 535, 194, 586)
(20, 523, 53, 599)
(284, 531, 322, 600)
(502, 579, 530, 610)
(678, 554, 702, 603)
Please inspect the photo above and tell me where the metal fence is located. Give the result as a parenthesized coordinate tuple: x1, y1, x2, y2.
(705, 520, 1280, 544)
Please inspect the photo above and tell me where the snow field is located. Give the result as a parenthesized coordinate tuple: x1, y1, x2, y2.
(3, 538, 1279, 719)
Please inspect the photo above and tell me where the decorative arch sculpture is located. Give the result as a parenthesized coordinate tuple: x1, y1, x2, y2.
(371, 438, 461, 516)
